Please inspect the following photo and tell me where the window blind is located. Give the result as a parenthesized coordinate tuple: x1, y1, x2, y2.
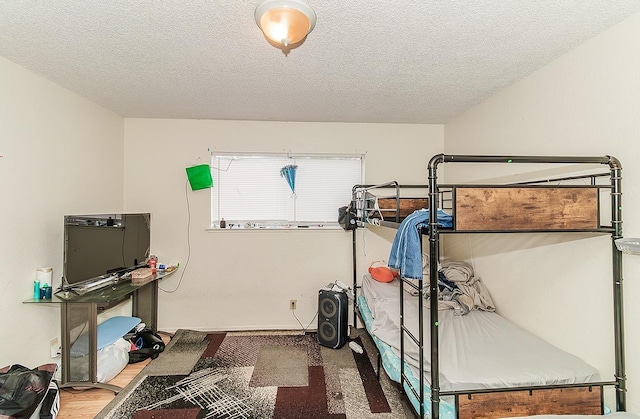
(210, 154, 363, 228)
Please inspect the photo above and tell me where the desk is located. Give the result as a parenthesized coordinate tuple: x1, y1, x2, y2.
(24, 271, 173, 393)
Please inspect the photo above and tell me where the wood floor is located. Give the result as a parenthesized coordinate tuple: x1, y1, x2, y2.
(58, 357, 149, 419)
(58, 333, 171, 419)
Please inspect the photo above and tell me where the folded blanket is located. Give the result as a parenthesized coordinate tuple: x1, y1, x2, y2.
(431, 260, 496, 314)
(388, 209, 452, 279)
(402, 259, 495, 315)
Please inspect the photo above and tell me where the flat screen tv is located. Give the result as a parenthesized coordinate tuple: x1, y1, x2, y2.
(63, 213, 151, 286)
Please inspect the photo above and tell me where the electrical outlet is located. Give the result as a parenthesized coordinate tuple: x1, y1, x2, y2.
(50, 338, 61, 358)
(289, 299, 297, 310)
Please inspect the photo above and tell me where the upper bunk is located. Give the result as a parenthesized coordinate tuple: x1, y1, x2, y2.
(351, 154, 622, 234)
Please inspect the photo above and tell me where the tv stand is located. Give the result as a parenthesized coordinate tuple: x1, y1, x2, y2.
(24, 270, 175, 393)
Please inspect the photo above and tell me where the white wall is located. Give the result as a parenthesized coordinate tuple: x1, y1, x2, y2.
(0, 57, 124, 367)
(444, 13, 640, 412)
(123, 119, 443, 332)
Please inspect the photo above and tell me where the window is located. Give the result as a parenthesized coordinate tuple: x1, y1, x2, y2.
(210, 153, 363, 229)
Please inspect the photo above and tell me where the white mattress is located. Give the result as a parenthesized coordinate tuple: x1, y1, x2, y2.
(362, 274, 600, 392)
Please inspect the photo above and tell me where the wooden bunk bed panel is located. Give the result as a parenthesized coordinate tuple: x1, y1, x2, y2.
(375, 197, 429, 220)
(455, 187, 599, 231)
(458, 386, 601, 418)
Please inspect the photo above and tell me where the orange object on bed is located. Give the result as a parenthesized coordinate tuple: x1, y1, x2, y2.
(368, 261, 399, 283)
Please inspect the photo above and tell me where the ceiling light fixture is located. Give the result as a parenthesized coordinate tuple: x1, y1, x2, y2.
(255, 0, 316, 48)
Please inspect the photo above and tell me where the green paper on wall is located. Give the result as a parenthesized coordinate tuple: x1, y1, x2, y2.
(185, 164, 213, 190)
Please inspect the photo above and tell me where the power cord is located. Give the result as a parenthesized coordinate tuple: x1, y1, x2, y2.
(159, 179, 191, 293)
(292, 308, 318, 335)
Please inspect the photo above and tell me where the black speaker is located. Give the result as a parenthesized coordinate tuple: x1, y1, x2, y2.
(317, 289, 348, 349)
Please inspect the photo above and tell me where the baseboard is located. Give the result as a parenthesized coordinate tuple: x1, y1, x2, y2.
(158, 326, 319, 335)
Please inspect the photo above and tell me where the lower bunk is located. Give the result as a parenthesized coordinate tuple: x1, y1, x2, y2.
(356, 274, 618, 418)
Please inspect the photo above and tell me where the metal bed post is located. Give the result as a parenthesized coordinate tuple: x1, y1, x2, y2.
(609, 155, 626, 411)
(428, 154, 446, 419)
(352, 225, 358, 329)
(351, 187, 358, 330)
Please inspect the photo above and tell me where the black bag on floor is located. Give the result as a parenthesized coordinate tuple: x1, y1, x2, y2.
(127, 328, 165, 364)
(0, 363, 56, 419)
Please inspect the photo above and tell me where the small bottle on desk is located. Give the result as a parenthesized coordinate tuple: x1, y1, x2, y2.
(148, 256, 157, 274)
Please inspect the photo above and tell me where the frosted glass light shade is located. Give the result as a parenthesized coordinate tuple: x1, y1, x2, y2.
(255, 0, 316, 47)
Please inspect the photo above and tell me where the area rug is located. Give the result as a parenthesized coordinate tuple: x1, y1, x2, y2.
(96, 329, 412, 418)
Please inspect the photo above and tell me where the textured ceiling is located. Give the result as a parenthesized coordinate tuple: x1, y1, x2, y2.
(1, 1, 639, 124)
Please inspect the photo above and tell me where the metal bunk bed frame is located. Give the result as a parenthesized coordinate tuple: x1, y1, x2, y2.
(351, 154, 625, 418)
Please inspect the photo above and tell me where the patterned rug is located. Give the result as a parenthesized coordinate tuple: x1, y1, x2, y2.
(96, 329, 412, 419)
